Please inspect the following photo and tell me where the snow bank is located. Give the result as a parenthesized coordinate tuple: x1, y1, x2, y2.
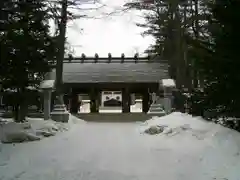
(143, 112, 207, 132)
(0, 115, 81, 144)
(1, 113, 240, 180)
(139, 113, 240, 180)
(141, 112, 240, 141)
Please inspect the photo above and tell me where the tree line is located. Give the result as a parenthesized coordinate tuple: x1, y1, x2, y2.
(125, 0, 240, 130)
(0, 0, 57, 121)
(0, 0, 100, 122)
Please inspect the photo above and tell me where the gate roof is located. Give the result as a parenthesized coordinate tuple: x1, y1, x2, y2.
(62, 59, 169, 83)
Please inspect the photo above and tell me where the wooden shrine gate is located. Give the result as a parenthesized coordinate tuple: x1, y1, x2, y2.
(42, 54, 172, 121)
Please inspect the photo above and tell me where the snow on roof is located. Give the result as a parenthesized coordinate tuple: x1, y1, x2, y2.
(162, 79, 175, 87)
(40, 80, 55, 89)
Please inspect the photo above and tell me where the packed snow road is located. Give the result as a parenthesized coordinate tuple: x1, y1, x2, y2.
(0, 114, 240, 180)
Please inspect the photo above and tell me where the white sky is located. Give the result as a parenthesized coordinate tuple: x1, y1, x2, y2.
(66, 0, 154, 57)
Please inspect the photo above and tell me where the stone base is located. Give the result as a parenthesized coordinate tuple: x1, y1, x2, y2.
(148, 103, 165, 115)
(51, 111, 69, 123)
(50, 104, 69, 123)
(147, 111, 165, 115)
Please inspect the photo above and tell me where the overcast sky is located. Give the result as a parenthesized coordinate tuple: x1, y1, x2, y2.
(65, 0, 154, 57)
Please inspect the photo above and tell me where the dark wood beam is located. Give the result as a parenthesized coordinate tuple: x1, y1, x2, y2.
(63, 82, 158, 90)
(122, 87, 130, 113)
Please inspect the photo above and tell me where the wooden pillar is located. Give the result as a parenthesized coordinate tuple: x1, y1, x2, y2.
(90, 88, 99, 113)
(98, 90, 102, 107)
(63, 94, 69, 110)
(142, 89, 150, 113)
(130, 93, 135, 105)
(122, 88, 130, 113)
(70, 89, 79, 114)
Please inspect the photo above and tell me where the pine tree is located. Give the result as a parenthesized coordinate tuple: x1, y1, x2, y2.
(188, 0, 240, 130)
(200, 0, 240, 117)
(124, 0, 209, 90)
(124, 0, 211, 112)
(0, 0, 57, 122)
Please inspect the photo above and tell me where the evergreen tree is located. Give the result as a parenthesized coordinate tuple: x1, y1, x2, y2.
(195, 0, 240, 118)
(124, 0, 210, 90)
(124, 0, 211, 112)
(0, 0, 57, 122)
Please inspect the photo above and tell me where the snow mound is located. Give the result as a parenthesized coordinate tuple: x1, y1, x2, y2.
(138, 112, 240, 180)
(141, 112, 240, 141)
(1, 131, 41, 143)
(0, 116, 78, 144)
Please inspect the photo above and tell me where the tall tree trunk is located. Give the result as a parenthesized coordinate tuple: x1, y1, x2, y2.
(55, 0, 68, 104)
(167, 1, 177, 81)
(183, 3, 192, 91)
(13, 104, 19, 122)
(14, 89, 20, 122)
(193, 0, 199, 88)
(14, 88, 27, 122)
(175, 8, 185, 89)
(19, 88, 28, 122)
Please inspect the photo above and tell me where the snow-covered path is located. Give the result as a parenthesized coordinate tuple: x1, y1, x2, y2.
(0, 117, 240, 180)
